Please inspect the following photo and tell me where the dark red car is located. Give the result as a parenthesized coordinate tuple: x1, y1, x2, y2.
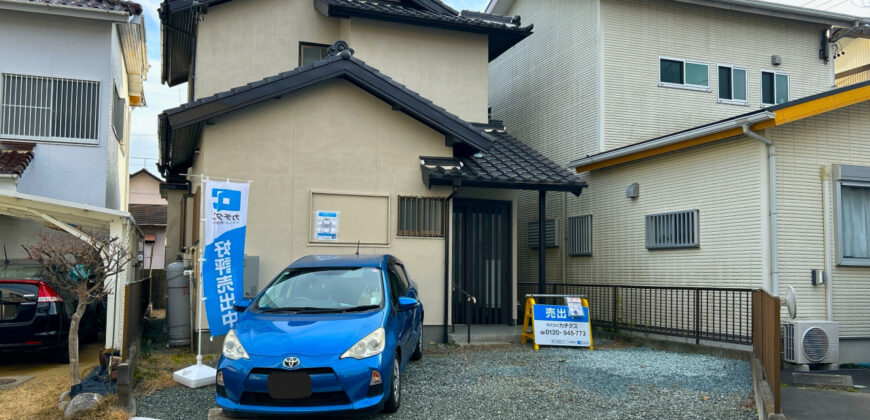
(0, 261, 102, 362)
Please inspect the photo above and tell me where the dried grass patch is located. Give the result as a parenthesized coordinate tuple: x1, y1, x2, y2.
(134, 347, 218, 397)
(0, 364, 95, 420)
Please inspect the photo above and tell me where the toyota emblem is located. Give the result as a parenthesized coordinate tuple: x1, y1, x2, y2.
(282, 356, 301, 369)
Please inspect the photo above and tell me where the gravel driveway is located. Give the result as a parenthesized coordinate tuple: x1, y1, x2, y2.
(136, 345, 755, 419)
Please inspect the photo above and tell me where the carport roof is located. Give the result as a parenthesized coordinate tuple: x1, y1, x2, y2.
(0, 189, 138, 233)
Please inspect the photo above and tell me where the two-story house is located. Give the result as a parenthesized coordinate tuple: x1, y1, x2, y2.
(488, 0, 870, 363)
(0, 0, 148, 351)
(157, 0, 586, 347)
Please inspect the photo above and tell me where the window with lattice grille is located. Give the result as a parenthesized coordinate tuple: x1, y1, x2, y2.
(645, 209, 699, 250)
(1, 74, 100, 143)
(567, 215, 592, 256)
(397, 196, 446, 237)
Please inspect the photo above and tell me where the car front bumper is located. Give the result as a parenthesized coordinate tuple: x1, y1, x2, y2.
(216, 352, 393, 416)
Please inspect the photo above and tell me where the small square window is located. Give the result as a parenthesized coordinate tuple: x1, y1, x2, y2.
(659, 58, 709, 90)
(645, 210, 699, 250)
(761, 70, 789, 105)
(397, 196, 446, 237)
(567, 215, 592, 256)
(299, 42, 329, 66)
(528, 219, 559, 249)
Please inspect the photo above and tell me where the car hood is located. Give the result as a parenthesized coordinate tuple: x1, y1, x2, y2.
(234, 310, 385, 357)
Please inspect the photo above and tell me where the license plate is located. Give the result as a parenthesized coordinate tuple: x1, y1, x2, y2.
(267, 371, 312, 400)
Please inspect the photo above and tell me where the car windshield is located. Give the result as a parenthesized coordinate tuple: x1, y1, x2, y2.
(253, 267, 384, 313)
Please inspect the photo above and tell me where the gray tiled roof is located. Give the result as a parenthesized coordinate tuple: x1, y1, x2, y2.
(422, 125, 587, 194)
(316, 0, 526, 32)
(22, 0, 143, 14)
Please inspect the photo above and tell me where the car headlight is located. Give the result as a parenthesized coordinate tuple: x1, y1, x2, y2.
(222, 329, 250, 360)
(341, 328, 385, 360)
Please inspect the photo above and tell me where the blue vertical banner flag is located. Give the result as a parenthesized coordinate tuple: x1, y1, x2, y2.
(202, 180, 249, 337)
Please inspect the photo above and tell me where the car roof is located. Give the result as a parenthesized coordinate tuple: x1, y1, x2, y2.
(287, 254, 393, 269)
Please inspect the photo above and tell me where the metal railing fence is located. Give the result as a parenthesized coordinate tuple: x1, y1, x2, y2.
(518, 282, 754, 345)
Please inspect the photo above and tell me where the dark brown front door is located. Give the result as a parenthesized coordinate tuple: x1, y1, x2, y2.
(452, 199, 512, 325)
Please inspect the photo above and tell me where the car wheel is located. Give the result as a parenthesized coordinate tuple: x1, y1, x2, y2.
(382, 356, 401, 413)
(410, 331, 423, 361)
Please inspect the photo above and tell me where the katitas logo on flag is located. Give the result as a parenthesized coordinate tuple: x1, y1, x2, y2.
(202, 180, 249, 337)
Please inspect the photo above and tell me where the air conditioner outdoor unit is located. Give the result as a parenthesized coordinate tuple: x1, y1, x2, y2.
(782, 320, 839, 365)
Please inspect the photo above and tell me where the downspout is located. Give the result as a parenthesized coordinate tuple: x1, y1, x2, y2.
(442, 187, 458, 343)
(821, 167, 834, 321)
(743, 125, 779, 295)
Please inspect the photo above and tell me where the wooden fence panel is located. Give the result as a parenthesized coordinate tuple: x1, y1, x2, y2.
(752, 289, 781, 414)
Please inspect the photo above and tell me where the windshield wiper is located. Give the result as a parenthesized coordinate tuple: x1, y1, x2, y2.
(340, 305, 380, 313)
(257, 306, 334, 313)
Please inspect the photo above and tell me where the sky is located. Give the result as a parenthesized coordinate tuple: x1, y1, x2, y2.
(128, 0, 870, 177)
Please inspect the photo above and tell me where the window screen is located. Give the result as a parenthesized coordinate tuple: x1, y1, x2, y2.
(299, 43, 329, 66)
(685, 62, 708, 87)
(761, 71, 788, 105)
(1, 74, 100, 143)
(841, 185, 870, 260)
(397, 196, 446, 237)
(567, 215, 592, 256)
(718, 66, 747, 102)
(645, 210, 699, 250)
(775, 73, 789, 104)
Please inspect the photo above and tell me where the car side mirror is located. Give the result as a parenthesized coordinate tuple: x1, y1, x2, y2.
(397, 296, 419, 311)
(233, 299, 251, 312)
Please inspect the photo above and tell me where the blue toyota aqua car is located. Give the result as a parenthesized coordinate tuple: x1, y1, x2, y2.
(216, 254, 424, 416)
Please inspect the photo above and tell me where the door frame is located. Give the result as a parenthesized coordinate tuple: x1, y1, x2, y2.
(451, 198, 513, 325)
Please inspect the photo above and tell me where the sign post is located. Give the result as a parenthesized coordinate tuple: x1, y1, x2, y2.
(522, 295, 593, 350)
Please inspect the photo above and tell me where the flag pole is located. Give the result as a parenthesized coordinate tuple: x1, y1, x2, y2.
(173, 175, 216, 388)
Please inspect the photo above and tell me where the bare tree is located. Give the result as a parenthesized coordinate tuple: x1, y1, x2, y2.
(28, 231, 132, 387)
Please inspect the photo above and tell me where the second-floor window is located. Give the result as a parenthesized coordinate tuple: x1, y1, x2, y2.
(761, 70, 789, 106)
(717, 65, 748, 105)
(659, 57, 709, 90)
(0, 73, 100, 144)
(299, 42, 329, 66)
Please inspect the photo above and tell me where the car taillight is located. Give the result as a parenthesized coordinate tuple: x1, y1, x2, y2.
(37, 283, 63, 303)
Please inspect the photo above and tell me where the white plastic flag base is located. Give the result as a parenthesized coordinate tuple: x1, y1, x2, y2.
(173, 356, 216, 388)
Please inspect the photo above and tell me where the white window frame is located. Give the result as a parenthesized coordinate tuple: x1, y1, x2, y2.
(658, 56, 711, 92)
(0, 73, 101, 145)
(760, 69, 790, 106)
(716, 64, 749, 106)
(833, 164, 870, 267)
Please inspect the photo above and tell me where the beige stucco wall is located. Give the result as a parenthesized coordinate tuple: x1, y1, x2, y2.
(193, 0, 339, 99)
(162, 188, 185, 266)
(130, 172, 168, 205)
(344, 18, 489, 123)
(601, 0, 833, 151)
(187, 79, 502, 329)
(770, 101, 870, 337)
(194, 2, 489, 123)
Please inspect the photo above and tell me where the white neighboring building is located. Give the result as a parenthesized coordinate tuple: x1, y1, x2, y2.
(0, 0, 148, 352)
(488, 0, 870, 362)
